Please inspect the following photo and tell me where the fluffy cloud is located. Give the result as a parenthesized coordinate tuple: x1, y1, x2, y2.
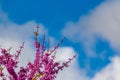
(92, 56, 120, 80)
(56, 47, 90, 80)
(62, 0, 120, 79)
(62, 0, 120, 56)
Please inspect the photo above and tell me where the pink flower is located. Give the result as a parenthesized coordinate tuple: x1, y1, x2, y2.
(0, 26, 76, 80)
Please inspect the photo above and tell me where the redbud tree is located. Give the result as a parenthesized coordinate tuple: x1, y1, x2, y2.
(0, 26, 76, 80)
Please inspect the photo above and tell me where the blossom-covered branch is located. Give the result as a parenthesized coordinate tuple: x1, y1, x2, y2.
(0, 26, 76, 80)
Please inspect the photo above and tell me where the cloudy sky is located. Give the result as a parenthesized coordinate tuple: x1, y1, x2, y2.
(0, 0, 120, 80)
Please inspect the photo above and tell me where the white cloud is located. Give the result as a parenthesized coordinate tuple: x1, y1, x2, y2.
(56, 47, 90, 80)
(62, 0, 120, 57)
(92, 56, 120, 80)
(62, 0, 120, 79)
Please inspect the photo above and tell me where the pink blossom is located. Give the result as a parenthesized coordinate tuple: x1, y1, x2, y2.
(0, 26, 76, 80)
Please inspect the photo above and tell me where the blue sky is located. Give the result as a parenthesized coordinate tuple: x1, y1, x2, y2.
(0, 0, 103, 37)
(0, 0, 120, 80)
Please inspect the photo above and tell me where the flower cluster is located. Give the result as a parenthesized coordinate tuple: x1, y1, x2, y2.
(0, 26, 76, 80)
